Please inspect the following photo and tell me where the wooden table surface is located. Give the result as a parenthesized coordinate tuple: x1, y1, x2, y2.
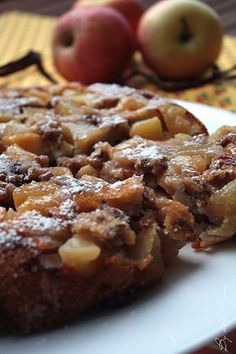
(0, 0, 235, 35)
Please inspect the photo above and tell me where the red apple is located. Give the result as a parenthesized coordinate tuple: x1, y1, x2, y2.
(52, 7, 135, 84)
(74, 0, 144, 32)
(138, 0, 223, 80)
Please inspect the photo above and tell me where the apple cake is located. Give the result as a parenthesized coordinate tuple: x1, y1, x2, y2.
(0, 82, 233, 333)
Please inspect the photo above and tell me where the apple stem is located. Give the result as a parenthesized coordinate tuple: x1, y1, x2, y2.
(0, 51, 57, 83)
(179, 18, 192, 43)
(123, 64, 236, 92)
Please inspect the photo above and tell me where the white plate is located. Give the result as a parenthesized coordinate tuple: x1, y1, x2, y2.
(1, 102, 236, 354)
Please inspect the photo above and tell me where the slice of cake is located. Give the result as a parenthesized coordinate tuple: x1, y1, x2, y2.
(0, 82, 227, 333)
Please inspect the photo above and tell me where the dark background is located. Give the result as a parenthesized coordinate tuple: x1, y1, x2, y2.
(0, 0, 235, 35)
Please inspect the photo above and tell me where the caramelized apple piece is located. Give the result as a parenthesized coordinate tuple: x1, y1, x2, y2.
(49, 167, 73, 177)
(5, 144, 38, 163)
(159, 104, 207, 136)
(130, 117, 163, 140)
(73, 175, 144, 213)
(101, 176, 144, 212)
(77, 165, 98, 177)
(3, 133, 43, 155)
(168, 153, 209, 176)
(13, 181, 59, 209)
(53, 96, 88, 115)
(198, 219, 236, 248)
(207, 179, 236, 220)
(131, 225, 159, 260)
(13, 175, 144, 217)
(17, 195, 60, 215)
(126, 106, 162, 123)
(115, 94, 146, 112)
(61, 115, 129, 153)
(59, 236, 101, 271)
(13, 176, 106, 214)
(1, 122, 43, 154)
(23, 88, 50, 104)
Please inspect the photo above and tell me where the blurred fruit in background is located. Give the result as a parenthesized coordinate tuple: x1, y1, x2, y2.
(137, 0, 223, 80)
(52, 6, 135, 84)
(74, 0, 144, 32)
(52, 0, 224, 85)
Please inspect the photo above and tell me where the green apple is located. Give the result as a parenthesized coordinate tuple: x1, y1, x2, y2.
(138, 0, 223, 80)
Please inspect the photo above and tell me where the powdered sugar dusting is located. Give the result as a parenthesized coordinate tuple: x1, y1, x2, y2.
(55, 175, 107, 197)
(120, 145, 165, 162)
